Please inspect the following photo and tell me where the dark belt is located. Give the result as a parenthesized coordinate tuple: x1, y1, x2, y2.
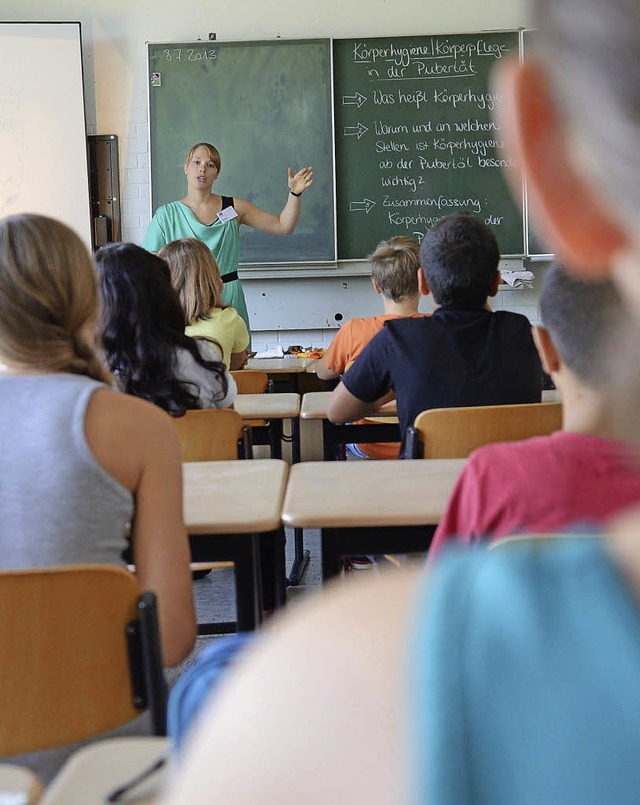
(222, 271, 239, 283)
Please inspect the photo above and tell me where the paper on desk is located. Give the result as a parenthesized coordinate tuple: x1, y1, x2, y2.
(500, 270, 535, 289)
(253, 346, 285, 359)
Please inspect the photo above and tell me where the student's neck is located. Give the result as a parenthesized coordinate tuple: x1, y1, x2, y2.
(557, 372, 618, 440)
(381, 294, 421, 317)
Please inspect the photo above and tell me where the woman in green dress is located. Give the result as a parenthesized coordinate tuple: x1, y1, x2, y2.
(142, 142, 313, 333)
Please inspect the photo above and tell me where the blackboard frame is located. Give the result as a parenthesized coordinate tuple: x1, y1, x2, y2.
(147, 30, 547, 265)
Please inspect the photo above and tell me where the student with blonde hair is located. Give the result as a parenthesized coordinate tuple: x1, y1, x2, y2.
(159, 237, 250, 370)
(316, 235, 423, 379)
(316, 235, 426, 460)
(0, 214, 195, 669)
(328, 213, 542, 454)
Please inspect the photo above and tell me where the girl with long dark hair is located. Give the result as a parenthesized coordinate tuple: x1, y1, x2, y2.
(95, 242, 236, 415)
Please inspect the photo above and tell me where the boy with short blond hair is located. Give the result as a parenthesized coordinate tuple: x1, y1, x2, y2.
(328, 213, 542, 452)
(316, 236, 426, 459)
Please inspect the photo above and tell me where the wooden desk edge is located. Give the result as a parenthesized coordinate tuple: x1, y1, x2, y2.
(280, 512, 444, 529)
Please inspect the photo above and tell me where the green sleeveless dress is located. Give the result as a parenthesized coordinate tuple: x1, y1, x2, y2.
(142, 199, 249, 333)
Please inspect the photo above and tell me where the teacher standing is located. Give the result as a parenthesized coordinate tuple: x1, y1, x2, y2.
(142, 142, 313, 334)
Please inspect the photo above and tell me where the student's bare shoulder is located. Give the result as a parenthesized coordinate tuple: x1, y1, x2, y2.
(86, 388, 178, 448)
(84, 390, 181, 491)
(88, 386, 172, 423)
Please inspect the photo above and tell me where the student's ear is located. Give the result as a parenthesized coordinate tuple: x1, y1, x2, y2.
(488, 271, 501, 298)
(493, 55, 627, 278)
(418, 268, 430, 296)
(532, 325, 560, 375)
(372, 278, 382, 295)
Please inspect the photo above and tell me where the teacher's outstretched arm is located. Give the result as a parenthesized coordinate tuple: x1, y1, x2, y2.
(235, 166, 313, 235)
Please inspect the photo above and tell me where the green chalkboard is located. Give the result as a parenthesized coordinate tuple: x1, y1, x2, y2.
(148, 39, 335, 263)
(333, 32, 525, 258)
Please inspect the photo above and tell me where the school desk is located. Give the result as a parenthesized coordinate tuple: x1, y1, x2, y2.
(0, 763, 42, 804)
(233, 393, 309, 585)
(246, 357, 318, 393)
(233, 392, 301, 461)
(40, 737, 169, 805)
(300, 391, 400, 460)
(184, 459, 289, 632)
(281, 459, 465, 579)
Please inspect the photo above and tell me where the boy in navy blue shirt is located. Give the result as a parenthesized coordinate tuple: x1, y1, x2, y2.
(327, 212, 542, 452)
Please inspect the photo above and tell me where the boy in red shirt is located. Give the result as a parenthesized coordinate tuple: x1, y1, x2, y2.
(430, 264, 640, 558)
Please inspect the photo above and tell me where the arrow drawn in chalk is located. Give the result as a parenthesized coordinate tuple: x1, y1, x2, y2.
(349, 198, 376, 213)
(343, 122, 369, 139)
(342, 92, 368, 108)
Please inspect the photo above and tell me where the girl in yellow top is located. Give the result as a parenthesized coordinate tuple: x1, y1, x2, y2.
(160, 238, 250, 370)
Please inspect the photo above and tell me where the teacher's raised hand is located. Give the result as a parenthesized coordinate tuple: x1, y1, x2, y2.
(288, 166, 314, 197)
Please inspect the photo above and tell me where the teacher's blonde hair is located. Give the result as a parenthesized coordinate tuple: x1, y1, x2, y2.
(0, 213, 110, 384)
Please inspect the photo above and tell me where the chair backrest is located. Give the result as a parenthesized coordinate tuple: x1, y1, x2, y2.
(231, 370, 269, 394)
(489, 532, 597, 551)
(408, 402, 563, 459)
(172, 409, 253, 461)
(0, 564, 166, 755)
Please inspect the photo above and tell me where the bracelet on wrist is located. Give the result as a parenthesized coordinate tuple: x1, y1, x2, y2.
(289, 189, 302, 197)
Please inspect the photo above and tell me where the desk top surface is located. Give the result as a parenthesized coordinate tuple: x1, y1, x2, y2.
(183, 459, 289, 534)
(300, 391, 397, 420)
(234, 393, 300, 418)
(281, 459, 465, 528)
(246, 358, 316, 373)
(40, 737, 169, 805)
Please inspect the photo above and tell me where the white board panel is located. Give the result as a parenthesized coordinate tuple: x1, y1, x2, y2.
(0, 22, 91, 247)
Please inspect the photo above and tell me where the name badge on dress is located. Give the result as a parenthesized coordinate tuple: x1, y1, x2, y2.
(217, 206, 238, 223)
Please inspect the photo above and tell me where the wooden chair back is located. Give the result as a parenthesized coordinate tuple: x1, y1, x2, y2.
(0, 564, 166, 755)
(231, 370, 269, 394)
(172, 408, 253, 461)
(408, 402, 563, 459)
(489, 532, 596, 551)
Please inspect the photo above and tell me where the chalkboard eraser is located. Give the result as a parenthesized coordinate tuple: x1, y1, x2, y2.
(208, 32, 216, 41)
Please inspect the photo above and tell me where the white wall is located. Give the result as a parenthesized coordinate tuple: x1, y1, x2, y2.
(3, 0, 542, 348)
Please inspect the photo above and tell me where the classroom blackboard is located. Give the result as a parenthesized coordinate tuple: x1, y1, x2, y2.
(148, 39, 335, 263)
(333, 32, 525, 258)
